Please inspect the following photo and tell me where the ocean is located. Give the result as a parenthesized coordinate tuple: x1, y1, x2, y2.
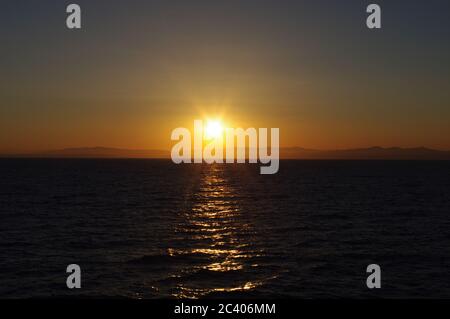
(1, 159, 450, 298)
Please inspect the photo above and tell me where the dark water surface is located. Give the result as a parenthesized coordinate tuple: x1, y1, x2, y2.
(1, 159, 450, 298)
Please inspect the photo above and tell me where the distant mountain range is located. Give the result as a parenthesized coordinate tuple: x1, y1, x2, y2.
(281, 147, 450, 160)
(2, 146, 450, 160)
(2, 147, 168, 159)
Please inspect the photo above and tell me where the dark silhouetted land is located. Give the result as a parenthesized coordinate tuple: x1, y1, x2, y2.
(1, 146, 450, 160)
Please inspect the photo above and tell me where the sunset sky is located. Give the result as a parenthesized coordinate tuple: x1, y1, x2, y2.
(1, 0, 449, 153)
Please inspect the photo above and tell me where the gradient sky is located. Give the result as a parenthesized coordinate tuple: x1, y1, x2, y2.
(1, 0, 449, 153)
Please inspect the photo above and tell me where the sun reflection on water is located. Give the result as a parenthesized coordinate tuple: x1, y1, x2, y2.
(168, 164, 268, 298)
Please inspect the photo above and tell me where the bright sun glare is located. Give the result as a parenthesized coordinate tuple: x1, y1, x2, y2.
(204, 120, 223, 140)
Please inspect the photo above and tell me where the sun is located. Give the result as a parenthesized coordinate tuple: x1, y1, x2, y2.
(204, 120, 224, 140)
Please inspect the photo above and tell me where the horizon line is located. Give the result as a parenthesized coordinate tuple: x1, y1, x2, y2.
(1, 145, 450, 160)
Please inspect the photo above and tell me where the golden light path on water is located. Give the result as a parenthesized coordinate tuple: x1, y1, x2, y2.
(169, 164, 270, 298)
